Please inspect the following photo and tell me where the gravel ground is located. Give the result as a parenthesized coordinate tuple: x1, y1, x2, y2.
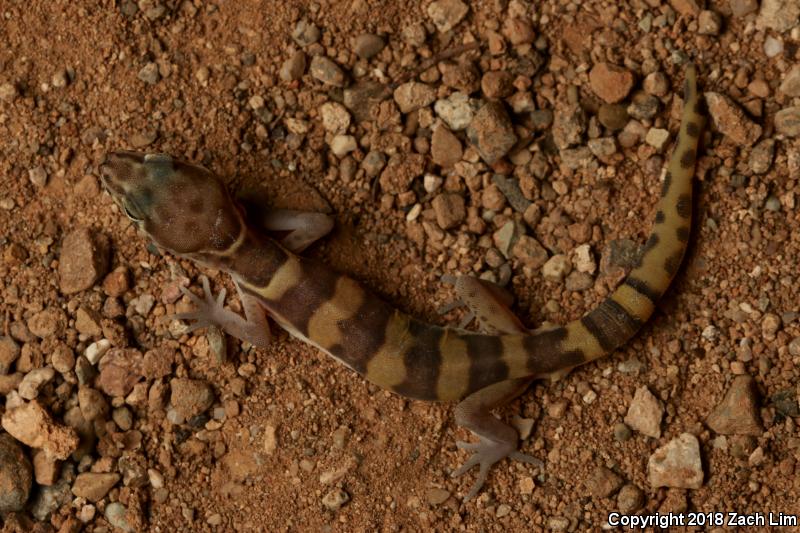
(1, 0, 799, 531)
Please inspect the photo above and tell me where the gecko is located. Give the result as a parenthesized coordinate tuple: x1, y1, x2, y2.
(100, 65, 703, 501)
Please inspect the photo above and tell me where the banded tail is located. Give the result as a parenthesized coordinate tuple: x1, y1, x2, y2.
(522, 64, 704, 377)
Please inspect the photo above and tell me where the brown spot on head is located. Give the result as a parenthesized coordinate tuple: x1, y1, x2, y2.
(100, 151, 245, 255)
(661, 172, 672, 197)
(655, 210, 665, 224)
(676, 193, 691, 218)
(189, 197, 204, 214)
(680, 149, 696, 169)
(676, 226, 690, 242)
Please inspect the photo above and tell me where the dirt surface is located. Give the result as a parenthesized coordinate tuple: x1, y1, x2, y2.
(1, 0, 800, 531)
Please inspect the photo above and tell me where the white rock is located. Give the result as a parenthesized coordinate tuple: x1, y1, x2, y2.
(319, 102, 351, 135)
(329, 135, 357, 157)
(647, 433, 704, 489)
(85, 339, 112, 365)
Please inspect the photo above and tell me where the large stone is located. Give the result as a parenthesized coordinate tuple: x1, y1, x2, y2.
(704, 92, 761, 146)
(625, 386, 664, 438)
(71, 472, 121, 502)
(466, 101, 518, 164)
(706, 375, 763, 436)
(427, 0, 469, 32)
(0, 433, 33, 512)
(589, 62, 635, 104)
(647, 433, 704, 489)
(58, 228, 110, 294)
(1, 401, 79, 460)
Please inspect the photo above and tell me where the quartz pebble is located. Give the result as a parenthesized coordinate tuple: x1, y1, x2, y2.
(647, 433, 704, 489)
(624, 386, 664, 438)
(426, 0, 469, 32)
(704, 92, 762, 146)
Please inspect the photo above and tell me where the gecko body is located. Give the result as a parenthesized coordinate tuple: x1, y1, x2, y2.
(100, 66, 703, 500)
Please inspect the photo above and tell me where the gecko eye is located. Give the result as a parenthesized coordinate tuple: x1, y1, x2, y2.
(122, 202, 143, 222)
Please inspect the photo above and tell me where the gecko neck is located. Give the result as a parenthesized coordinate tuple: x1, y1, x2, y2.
(185, 229, 291, 287)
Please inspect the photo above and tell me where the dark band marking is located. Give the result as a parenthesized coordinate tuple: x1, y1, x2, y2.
(664, 251, 683, 277)
(676, 194, 691, 218)
(221, 233, 289, 287)
(655, 210, 665, 224)
(661, 172, 672, 197)
(676, 226, 690, 243)
(623, 276, 661, 304)
(683, 78, 692, 100)
(581, 298, 643, 352)
(331, 299, 395, 375)
(522, 327, 585, 374)
(268, 259, 337, 336)
(685, 121, 700, 138)
(393, 320, 443, 401)
(464, 335, 509, 395)
(680, 149, 696, 169)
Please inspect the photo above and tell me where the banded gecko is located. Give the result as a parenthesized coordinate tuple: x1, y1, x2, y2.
(100, 65, 703, 501)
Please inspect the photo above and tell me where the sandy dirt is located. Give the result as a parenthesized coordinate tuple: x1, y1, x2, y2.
(1, 0, 799, 532)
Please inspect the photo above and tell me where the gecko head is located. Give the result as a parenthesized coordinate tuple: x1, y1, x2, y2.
(100, 151, 245, 255)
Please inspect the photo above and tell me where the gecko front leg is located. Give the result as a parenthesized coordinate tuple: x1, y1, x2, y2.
(173, 275, 271, 348)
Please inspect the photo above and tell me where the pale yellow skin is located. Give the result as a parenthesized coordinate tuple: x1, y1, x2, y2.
(100, 66, 703, 501)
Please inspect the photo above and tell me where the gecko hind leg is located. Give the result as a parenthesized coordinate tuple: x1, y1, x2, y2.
(444, 275, 541, 500)
(453, 378, 543, 501)
(259, 209, 334, 253)
(172, 275, 271, 348)
(444, 275, 527, 334)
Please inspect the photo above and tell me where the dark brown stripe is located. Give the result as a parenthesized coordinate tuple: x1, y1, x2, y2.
(661, 172, 672, 197)
(217, 232, 289, 287)
(268, 259, 338, 336)
(679, 149, 696, 169)
(676, 226, 690, 243)
(683, 78, 692, 100)
(581, 298, 643, 352)
(464, 335, 508, 395)
(655, 210, 665, 224)
(330, 299, 395, 375)
(685, 121, 700, 138)
(676, 193, 691, 218)
(623, 276, 661, 304)
(392, 320, 443, 401)
(664, 251, 683, 277)
(522, 327, 585, 374)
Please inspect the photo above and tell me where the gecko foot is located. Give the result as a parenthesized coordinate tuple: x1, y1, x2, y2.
(172, 275, 227, 333)
(451, 437, 543, 501)
(171, 275, 272, 347)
